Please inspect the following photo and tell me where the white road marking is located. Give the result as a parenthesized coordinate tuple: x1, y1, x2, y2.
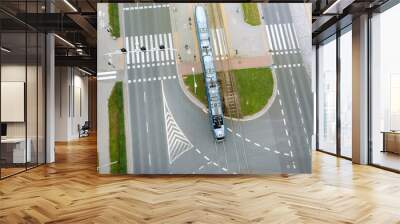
(285, 129, 289, 136)
(168, 33, 174, 60)
(195, 149, 201, 154)
(288, 140, 292, 147)
(236, 133, 241, 137)
(125, 37, 130, 65)
(222, 168, 228, 172)
(143, 91, 146, 103)
(227, 128, 232, 132)
(146, 121, 149, 133)
(283, 118, 287, 126)
(278, 24, 287, 50)
(254, 143, 261, 147)
(265, 25, 274, 50)
(204, 156, 210, 161)
(245, 138, 250, 142)
(274, 150, 280, 154)
(281, 109, 285, 116)
(264, 147, 271, 151)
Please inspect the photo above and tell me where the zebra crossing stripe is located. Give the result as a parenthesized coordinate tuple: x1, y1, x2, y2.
(145, 35, 150, 62)
(139, 36, 145, 63)
(130, 36, 135, 64)
(265, 25, 274, 51)
(135, 36, 140, 63)
(273, 24, 282, 50)
(282, 23, 292, 49)
(278, 24, 287, 50)
(125, 37, 130, 65)
(286, 23, 296, 49)
(164, 33, 169, 61)
(216, 29, 224, 58)
(159, 34, 164, 61)
(162, 81, 193, 164)
(290, 23, 300, 49)
(168, 33, 174, 60)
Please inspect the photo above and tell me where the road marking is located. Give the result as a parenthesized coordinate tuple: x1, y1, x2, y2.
(286, 23, 297, 49)
(211, 29, 219, 57)
(283, 118, 286, 126)
(162, 81, 193, 164)
(195, 149, 201, 154)
(288, 140, 292, 147)
(146, 121, 149, 133)
(139, 35, 145, 63)
(222, 168, 228, 172)
(216, 29, 224, 58)
(265, 25, 274, 50)
(278, 24, 287, 50)
(168, 33, 174, 60)
(245, 138, 250, 142)
(236, 133, 241, 137)
(199, 165, 205, 170)
(145, 35, 150, 62)
(264, 147, 271, 151)
(285, 129, 289, 136)
(97, 75, 116, 81)
(148, 153, 152, 166)
(159, 34, 164, 61)
(164, 33, 169, 61)
(284, 153, 290, 157)
(227, 128, 232, 132)
(274, 150, 280, 154)
(125, 37, 130, 65)
(281, 109, 285, 116)
(273, 24, 282, 50)
(143, 91, 146, 103)
(204, 156, 210, 161)
(254, 143, 261, 147)
(213, 162, 219, 166)
(150, 35, 154, 62)
(279, 99, 282, 106)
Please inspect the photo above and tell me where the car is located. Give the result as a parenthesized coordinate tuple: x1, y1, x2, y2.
(140, 46, 146, 51)
(159, 44, 165, 50)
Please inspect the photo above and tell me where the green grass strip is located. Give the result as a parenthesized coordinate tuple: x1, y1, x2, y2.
(108, 3, 120, 38)
(108, 81, 127, 174)
(241, 3, 261, 26)
(184, 67, 274, 117)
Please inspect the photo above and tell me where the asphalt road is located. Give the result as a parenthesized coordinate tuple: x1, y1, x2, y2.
(122, 3, 312, 174)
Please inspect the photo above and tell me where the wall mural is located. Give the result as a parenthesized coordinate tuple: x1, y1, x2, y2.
(97, 3, 313, 174)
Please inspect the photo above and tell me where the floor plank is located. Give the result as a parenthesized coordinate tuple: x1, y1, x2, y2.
(1, 135, 400, 223)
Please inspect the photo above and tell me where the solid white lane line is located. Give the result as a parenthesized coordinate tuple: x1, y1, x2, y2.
(168, 33, 174, 60)
(265, 25, 274, 50)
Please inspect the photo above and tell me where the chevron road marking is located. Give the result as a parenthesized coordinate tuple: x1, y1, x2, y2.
(161, 81, 193, 164)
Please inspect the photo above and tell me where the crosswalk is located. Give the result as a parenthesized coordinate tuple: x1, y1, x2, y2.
(265, 23, 300, 53)
(125, 33, 175, 70)
(210, 28, 228, 61)
(123, 4, 170, 11)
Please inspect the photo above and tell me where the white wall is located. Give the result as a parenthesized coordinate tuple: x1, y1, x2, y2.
(54, 67, 89, 141)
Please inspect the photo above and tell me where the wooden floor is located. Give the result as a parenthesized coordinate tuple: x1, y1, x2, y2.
(1, 135, 400, 224)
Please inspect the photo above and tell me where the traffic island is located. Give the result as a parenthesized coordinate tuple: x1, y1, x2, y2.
(183, 67, 275, 118)
(241, 3, 261, 26)
(108, 3, 120, 38)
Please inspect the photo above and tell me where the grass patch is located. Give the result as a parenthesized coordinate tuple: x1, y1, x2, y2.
(183, 67, 274, 117)
(241, 3, 261, 26)
(108, 81, 126, 174)
(233, 68, 274, 116)
(184, 74, 208, 106)
(108, 3, 120, 38)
